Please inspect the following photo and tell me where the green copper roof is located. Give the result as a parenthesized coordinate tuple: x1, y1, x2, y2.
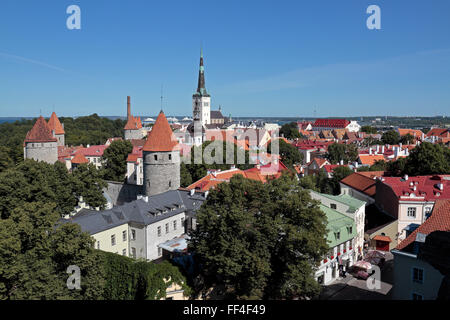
(320, 204, 356, 248)
(315, 192, 366, 213)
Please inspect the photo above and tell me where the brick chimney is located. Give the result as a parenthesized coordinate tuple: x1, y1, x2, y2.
(127, 96, 131, 120)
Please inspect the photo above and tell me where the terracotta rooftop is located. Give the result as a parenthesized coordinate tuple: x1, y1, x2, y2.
(73, 145, 108, 157)
(187, 162, 289, 192)
(124, 115, 143, 130)
(426, 128, 449, 138)
(71, 152, 89, 164)
(313, 119, 350, 128)
(358, 154, 386, 166)
(340, 172, 378, 197)
(24, 116, 58, 143)
(143, 111, 180, 152)
(47, 112, 65, 135)
(396, 199, 450, 251)
(398, 128, 423, 138)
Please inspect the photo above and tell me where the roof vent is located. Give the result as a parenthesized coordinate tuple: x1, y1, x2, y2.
(404, 174, 408, 181)
(190, 189, 195, 196)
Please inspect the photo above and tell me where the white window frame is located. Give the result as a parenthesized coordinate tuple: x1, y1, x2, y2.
(407, 207, 417, 218)
(111, 234, 116, 246)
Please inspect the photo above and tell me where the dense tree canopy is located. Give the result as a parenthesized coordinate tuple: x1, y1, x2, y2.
(400, 133, 415, 144)
(326, 143, 358, 164)
(361, 126, 378, 134)
(280, 122, 301, 140)
(189, 174, 328, 299)
(0, 202, 105, 299)
(60, 114, 126, 146)
(381, 130, 401, 145)
(0, 160, 106, 219)
(101, 140, 133, 182)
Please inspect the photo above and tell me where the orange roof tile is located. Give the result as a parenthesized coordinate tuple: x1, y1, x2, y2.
(398, 128, 423, 138)
(340, 172, 377, 197)
(24, 116, 57, 143)
(124, 115, 143, 130)
(71, 152, 89, 164)
(143, 111, 180, 152)
(47, 112, 65, 135)
(359, 154, 385, 166)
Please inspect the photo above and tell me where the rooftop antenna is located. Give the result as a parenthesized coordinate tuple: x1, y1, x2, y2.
(160, 84, 164, 113)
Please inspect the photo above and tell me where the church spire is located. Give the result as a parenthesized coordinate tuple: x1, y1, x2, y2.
(196, 48, 209, 97)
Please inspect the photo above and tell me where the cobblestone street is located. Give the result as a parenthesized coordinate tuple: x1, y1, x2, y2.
(320, 252, 394, 300)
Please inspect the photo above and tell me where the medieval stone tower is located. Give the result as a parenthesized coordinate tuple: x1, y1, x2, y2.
(24, 116, 58, 164)
(124, 96, 145, 140)
(47, 112, 65, 147)
(142, 111, 180, 196)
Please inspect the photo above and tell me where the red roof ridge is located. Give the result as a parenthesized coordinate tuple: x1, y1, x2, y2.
(47, 112, 65, 135)
(24, 116, 58, 143)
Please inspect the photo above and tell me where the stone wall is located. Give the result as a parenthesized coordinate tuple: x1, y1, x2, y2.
(25, 141, 58, 164)
(143, 150, 180, 196)
(125, 129, 145, 140)
(104, 181, 143, 206)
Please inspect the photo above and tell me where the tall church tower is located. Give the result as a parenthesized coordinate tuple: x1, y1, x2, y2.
(192, 49, 211, 126)
(142, 111, 180, 196)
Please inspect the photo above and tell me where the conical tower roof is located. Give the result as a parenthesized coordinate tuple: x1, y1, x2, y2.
(143, 111, 180, 152)
(24, 116, 57, 143)
(47, 112, 65, 135)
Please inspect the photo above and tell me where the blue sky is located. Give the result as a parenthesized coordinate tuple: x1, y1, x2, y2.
(0, 0, 449, 118)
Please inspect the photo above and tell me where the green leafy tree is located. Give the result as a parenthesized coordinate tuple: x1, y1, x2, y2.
(267, 139, 303, 169)
(101, 140, 133, 182)
(326, 143, 358, 164)
(361, 126, 378, 134)
(400, 133, 415, 144)
(280, 122, 301, 140)
(180, 162, 193, 188)
(387, 157, 407, 176)
(72, 163, 107, 209)
(189, 174, 328, 299)
(0, 146, 13, 173)
(381, 130, 401, 145)
(403, 142, 450, 176)
(0, 202, 105, 299)
(370, 159, 387, 171)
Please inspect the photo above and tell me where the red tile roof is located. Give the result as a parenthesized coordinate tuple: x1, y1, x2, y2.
(71, 152, 89, 164)
(398, 128, 423, 138)
(426, 128, 449, 138)
(381, 175, 450, 202)
(373, 235, 392, 242)
(187, 162, 289, 191)
(74, 145, 108, 157)
(359, 154, 386, 166)
(24, 116, 58, 143)
(143, 111, 180, 152)
(47, 112, 65, 135)
(396, 199, 450, 250)
(127, 146, 143, 163)
(124, 115, 143, 130)
(313, 119, 350, 128)
(340, 172, 377, 197)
